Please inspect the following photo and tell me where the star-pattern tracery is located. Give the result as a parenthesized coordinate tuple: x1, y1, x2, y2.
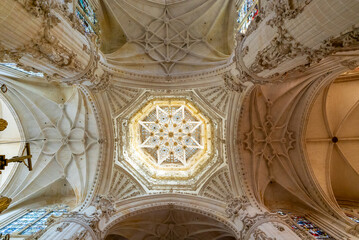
(139, 105, 203, 166)
(133, 7, 201, 74)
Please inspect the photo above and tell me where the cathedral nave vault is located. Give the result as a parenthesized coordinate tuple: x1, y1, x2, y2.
(1, 0, 359, 239)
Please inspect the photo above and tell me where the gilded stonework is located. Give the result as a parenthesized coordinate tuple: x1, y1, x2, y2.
(129, 99, 212, 177)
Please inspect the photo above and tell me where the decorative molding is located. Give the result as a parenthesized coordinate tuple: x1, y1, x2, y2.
(105, 86, 142, 116)
(109, 167, 144, 201)
(252, 229, 276, 240)
(243, 96, 295, 181)
(249, 28, 306, 74)
(102, 61, 235, 87)
(198, 69, 250, 114)
(56, 211, 101, 239)
(241, 212, 311, 240)
(10, 0, 84, 72)
(65, 229, 89, 240)
(340, 60, 358, 70)
(103, 200, 241, 238)
(88, 72, 112, 92)
(103, 205, 238, 239)
(346, 224, 359, 237)
(235, 0, 359, 83)
(225, 196, 250, 221)
(93, 195, 115, 222)
(200, 168, 233, 202)
(241, 212, 275, 238)
(198, 85, 230, 114)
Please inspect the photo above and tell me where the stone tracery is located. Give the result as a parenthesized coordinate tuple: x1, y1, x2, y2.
(139, 105, 203, 166)
(1, 0, 359, 239)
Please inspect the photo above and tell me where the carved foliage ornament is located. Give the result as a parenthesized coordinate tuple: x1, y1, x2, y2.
(0, 0, 85, 75)
(94, 195, 115, 222)
(225, 196, 250, 221)
(252, 229, 276, 240)
(237, 0, 359, 82)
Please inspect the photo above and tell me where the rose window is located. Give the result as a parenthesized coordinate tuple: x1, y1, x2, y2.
(139, 105, 203, 166)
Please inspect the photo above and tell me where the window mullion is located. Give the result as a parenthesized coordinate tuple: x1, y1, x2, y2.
(238, 1, 258, 29)
(17, 210, 50, 235)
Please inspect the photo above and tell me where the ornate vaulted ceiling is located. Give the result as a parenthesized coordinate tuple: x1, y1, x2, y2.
(2, 0, 359, 239)
(98, 0, 237, 80)
(305, 68, 359, 208)
(105, 207, 237, 240)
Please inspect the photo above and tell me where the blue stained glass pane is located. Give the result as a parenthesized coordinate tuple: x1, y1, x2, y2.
(237, 0, 259, 34)
(347, 214, 359, 223)
(277, 211, 334, 239)
(76, 9, 94, 33)
(291, 216, 333, 239)
(20, 209, 67, 236)
(0, 209, 46, 235)
(20, 213, 51, 235)
(51, 209, 67, 217)
(0, 63, 44, 77)
(77, 0, 97, 26)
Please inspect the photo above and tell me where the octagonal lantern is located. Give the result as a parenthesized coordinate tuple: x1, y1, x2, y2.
(116, 93, 223, 191)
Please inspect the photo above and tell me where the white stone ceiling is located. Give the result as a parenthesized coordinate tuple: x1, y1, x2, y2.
(98, 0, 237, 77)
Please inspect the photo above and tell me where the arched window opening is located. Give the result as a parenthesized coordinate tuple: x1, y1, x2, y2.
(0, 97, 22, 189)
(0, 63, 44, 78)
(277, 211, 334, 239)
(345, 213, 359, 223)
(76, 0, 98, 33)
(237, 0, 259, 34)
(0, 206, 68, 236)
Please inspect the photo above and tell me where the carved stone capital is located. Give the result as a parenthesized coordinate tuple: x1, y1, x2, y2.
(93, 195, 115, 222)
(225, 196, 250, 221)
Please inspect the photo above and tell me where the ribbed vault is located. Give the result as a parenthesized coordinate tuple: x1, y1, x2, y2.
(305, 67, 359, 208)
(105, 208, 236, 240)
(98, 0, 236, 76)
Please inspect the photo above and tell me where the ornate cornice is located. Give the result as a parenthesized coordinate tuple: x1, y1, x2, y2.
(235, 0, 359, 84)
(100, 61, 235, 88)
(102, 195, 241, 238)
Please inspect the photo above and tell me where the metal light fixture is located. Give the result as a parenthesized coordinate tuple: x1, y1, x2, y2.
(0, 233, 10, 240)
(0, 143, 32, 174)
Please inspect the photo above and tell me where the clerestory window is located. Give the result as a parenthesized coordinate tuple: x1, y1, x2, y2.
(76, 0, 98, 33)
(0, 206, 68, 236)
(237, 0, 259, 34)
(277, 211, 334, 239)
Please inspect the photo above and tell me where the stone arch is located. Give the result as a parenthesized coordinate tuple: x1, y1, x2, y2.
(301, 66, 359, 220)
(102, 194, 241, 239)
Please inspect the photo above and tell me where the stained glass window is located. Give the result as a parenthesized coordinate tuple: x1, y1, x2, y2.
(277, 211, 334, 239)
(0, 63, 44, 77)
(0, 207, 68, 236)
(237, 0, 259, 34)
(346, 214, 359, 223)
(76, 0, 98, 33)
